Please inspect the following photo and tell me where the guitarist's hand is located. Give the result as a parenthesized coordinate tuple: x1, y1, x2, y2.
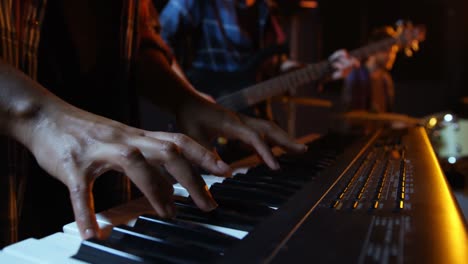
(328, 49, 360, 80)
(176, 99, 307, 170)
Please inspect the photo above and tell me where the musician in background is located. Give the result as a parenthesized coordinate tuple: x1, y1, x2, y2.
(0, 0, 305, 247)
(342, 26, 398, 113)
(158, 0, 357, 109)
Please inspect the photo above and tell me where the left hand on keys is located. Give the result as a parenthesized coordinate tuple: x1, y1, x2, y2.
(175, 99, 308, 170)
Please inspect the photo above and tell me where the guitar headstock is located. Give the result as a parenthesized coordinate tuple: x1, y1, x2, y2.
(393, 20, 427, 57)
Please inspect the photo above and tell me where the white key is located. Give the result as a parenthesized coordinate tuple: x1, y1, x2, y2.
(174, 174, 226, 197)
(64, 174, 251, 240)
(179, 219, 248, 239)
(2, 237, 84, 263)
(40, 233, 82, 257)
(0, 250, 38, 264)
(63, 197, 153, 238)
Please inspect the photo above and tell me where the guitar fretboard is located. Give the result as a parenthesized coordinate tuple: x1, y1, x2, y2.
(217, 38, 398, 111)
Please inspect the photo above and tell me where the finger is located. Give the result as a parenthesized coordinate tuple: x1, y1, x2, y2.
(227, 124, 280, 170)
(142, 132, 231, 175)
(92, 144, 176, 218)
(328, 49, 347, 61)
(67, 179, 100, 240)
(123, 137, 219, 211)
(178, 126, 213, 150)
(244, 118, 307, 153)
(154, 140, 218, 211)
(332, 61, 346, 70)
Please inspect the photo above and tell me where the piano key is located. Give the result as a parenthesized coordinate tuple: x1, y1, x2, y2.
(174, 200, 260, 231)
(245, 167, 312, 182)
(2, 237, 85, 264)
(173, 174, 227, 197)
(201, 196, 275, 217)
(177, 196, 272, 218)
(91, 225, 217, 263)
(209, 183, 288, 208)
(179, 221, 248, 240)
(63, 197, 154, 237)
(232, 173, 303, 189)
(63, 198, 249, 240)
(73, 238, 150, 264)
(134, 214, 240, 252)
(0, 250, 39, 264)
(221, 177, 296, 196)
(115, 225, 220, 260)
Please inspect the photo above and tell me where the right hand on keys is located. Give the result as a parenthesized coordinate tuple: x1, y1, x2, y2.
(18, 97, 231, 240)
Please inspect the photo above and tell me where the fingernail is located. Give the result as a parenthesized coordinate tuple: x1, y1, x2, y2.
(83, 228, 97, 239)
(272, 160, 281, 170)
(217, 160, 231, 172)
(204, 186, 219, 210)
(208, 199, 219, 210)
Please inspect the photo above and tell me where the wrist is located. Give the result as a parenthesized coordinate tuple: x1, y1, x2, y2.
(6, 91, 65, 150)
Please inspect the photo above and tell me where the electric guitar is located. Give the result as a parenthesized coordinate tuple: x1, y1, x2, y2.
(190, 21, 426, 112)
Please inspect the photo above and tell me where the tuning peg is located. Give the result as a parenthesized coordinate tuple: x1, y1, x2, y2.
(395, 19, 405, 27)
(404, 48, 413, 57)
(411, 41, 419, 52)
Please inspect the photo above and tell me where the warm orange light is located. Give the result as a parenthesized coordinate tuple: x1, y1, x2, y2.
(300, 0, 318, 9)
(420, 129, 468, 263)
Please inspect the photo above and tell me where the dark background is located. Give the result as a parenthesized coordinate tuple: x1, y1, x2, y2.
(285, 0, 468, 136)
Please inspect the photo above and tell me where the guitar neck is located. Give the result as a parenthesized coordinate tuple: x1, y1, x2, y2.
(217, 38, 398, 111)
(350, 38, 397, 60)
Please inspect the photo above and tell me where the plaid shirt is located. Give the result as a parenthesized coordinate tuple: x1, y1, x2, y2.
(159, 0, 281, 72)
(0, 0, 168, 247)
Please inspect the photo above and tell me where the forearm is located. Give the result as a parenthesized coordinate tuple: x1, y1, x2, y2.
(136, 48, 206, 115)
(171, 59, 200, 94)
(136, 0, 208, 115)
(0, 61, 62, 146)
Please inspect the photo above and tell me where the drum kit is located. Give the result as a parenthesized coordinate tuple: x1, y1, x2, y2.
(424, 112, 468, 163)
(423, 111, 468, 190)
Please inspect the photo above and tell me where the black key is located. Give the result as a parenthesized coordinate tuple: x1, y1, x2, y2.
(233, 173, 303, 189)
(109, 225, 217, 263)
(135, 214, 239, 252)
(221, 178, 296, 196)
(73, 238, 152, 264)
(245, 166, 312, 182)
(213, 196, 275, 217)
(175, 199, 260, 231)
(276, 154, 336, 170)
(210, 183, 288, 208)
(176, 196, 274, 218)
